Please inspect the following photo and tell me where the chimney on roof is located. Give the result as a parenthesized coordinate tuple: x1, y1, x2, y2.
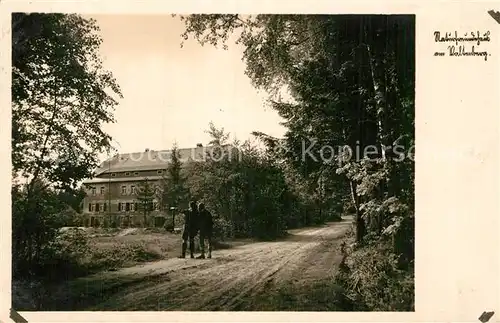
(145, 148, 149, 152)
(196, 143, 203, 148)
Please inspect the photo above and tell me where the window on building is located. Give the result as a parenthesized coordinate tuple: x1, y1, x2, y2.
(134, 202, 138, 211)
(125, 202, 130, 212)
(131, 185, 136, 195)
(91, 187, 96, 196)
(88, 203, 92, 212)
(118, 202, 123, 212)
(90, 204, 95, 212)
(125, 172, 130, 176)
(111, 173, 116, 177)
(130, 203, 135, 212)
(96, 203, 100, 212)
(100, 186, 105, 195)
(134, 172, 139, 176)
(103, 203, 107, 212)
(157, 170, 163, 175)
(121, 185, 127, 195)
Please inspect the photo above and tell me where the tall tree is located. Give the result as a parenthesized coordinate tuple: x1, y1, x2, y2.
(184, 123, 294, 239)
(12, 13, 122, 277)
(12, 13, 122, 187)
(206, 122, 230, 146)
(161, 143, 189, 229)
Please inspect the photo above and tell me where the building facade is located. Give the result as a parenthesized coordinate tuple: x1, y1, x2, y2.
(82, 144, 237, 227)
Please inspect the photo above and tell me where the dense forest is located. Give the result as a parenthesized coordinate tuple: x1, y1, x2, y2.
(11, 14, 414, 311)
(175, 14, 415, 310)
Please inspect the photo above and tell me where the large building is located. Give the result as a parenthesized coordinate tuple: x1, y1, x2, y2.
(82, 144, 228, 227)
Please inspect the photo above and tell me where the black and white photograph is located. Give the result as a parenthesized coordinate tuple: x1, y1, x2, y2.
(11, 11, 416, 312)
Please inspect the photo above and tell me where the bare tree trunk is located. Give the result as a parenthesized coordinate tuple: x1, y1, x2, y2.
(172, 210, 176, 230)
(366, 42, 387, 151)
(350, 180, 365, 243)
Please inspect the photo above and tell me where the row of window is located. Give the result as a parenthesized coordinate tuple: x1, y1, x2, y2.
(88, 202, 160, 213)
(122, 185, 137, 195)
(90, 184, 160, 196)
(109, 170, 164, 178)
(120, 184, 160, 195)
(91, 186, 107, 196)
(89, 203, 107, 212)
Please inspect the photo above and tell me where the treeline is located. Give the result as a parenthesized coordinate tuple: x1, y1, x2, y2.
(178, 14, 415, 310)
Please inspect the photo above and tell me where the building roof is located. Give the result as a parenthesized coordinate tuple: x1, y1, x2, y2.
(92, 145, 239, 176)
(83, 176, 164, 185)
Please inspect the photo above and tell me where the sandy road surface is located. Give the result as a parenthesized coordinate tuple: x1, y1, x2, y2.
(69, 219, 352, 311)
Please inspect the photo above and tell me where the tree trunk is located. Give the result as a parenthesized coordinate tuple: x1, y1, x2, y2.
(350, 180, 365, 243)
(366, 42, 387, 151)
(172, 211, 176, 230)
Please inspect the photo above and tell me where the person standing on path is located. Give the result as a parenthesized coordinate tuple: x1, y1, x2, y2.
(197, 202, 214, 259)
(179, 201, 199, 259)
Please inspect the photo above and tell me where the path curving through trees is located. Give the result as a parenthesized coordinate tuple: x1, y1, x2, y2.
(79, 218, 353, 311)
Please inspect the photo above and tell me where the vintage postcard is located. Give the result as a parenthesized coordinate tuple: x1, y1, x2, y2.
(0, 0, 498, 322)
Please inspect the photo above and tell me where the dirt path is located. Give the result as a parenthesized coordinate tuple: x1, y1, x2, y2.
(49, 218, 352, 311)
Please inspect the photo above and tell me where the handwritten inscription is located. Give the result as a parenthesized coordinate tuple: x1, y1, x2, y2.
(433, 31, 491, 61)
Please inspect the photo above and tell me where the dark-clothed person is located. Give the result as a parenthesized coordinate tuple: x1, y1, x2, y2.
(179, 201, 199, 258)
(197, 203, 214, 259)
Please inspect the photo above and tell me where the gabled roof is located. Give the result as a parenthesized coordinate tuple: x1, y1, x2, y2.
(83, 175, 164, 185)
(93, 145, 237, 176)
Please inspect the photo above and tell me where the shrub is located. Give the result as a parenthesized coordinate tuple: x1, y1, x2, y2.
(212, 216, 233, 241)
(85, 242, 163, 272)
(12, 183, 89, 281)
(163, 213, 185, 231)
(334, 239, 414, 311)
(23, 228, 92, 282)
(56, 228, 90, 255)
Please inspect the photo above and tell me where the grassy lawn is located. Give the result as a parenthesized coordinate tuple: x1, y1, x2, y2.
(84, 228, 179, 271)
(80, 227, 245, 272)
